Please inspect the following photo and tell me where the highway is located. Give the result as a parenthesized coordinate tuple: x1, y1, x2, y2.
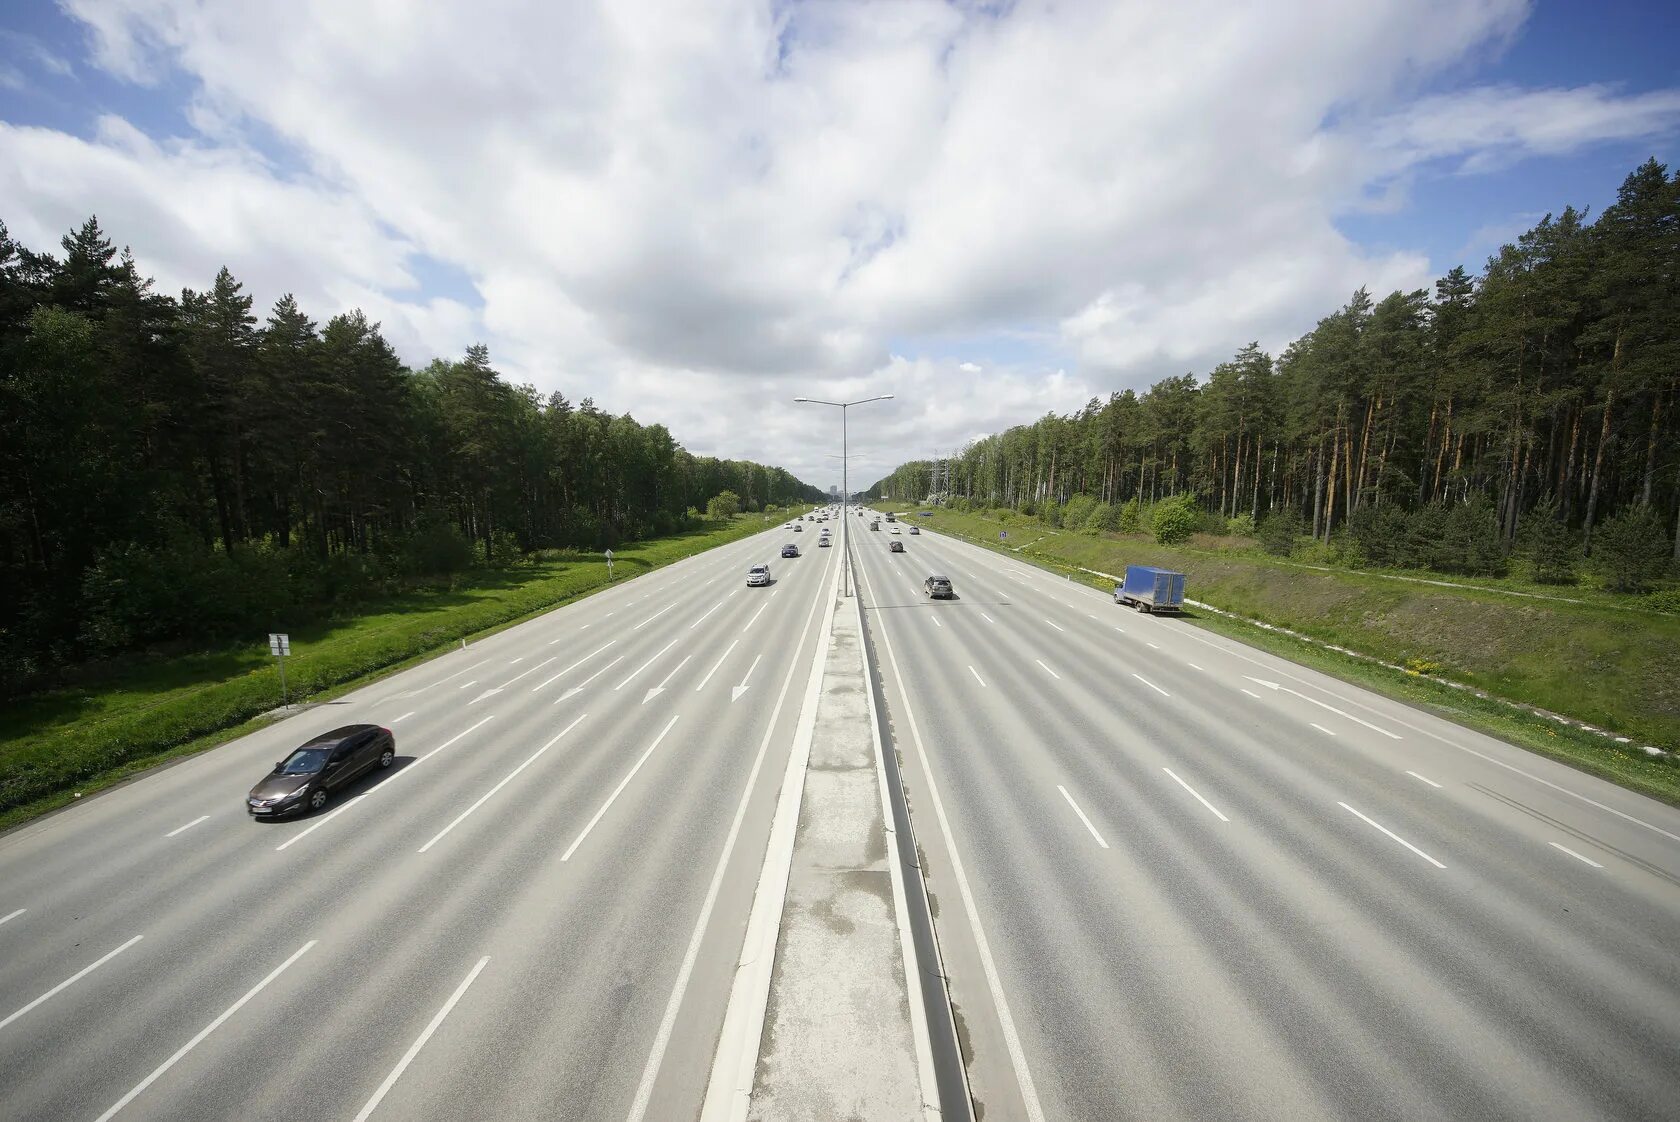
(0, 520, 840, 1121)
(849, 517, 1680, 1121)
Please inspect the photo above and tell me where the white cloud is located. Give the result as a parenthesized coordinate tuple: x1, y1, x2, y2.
(3, 0, 1675, 488)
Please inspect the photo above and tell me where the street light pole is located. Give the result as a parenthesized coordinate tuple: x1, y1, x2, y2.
(795, 393, 893, 597)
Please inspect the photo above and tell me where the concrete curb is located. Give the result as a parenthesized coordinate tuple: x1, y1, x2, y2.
(855, 584, 955, 1122)
(701, 552, 844, 1122)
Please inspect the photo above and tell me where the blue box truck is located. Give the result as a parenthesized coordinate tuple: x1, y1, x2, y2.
(1114, 565, 1186, 613)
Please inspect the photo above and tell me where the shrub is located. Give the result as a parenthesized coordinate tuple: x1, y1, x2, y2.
(1347, 504, 1411, 568)
(1404, 502, 1451, 570)
(706, 490, 742, 519)
(1225, 513, 1256, 538)
(1521, 496, 1578, 584)
(1116, 499, 1143, 534)
(1257, 508, 1303, 556)
(1061, 494, 1098, 533)
(1441, 494, 1507, 576)
(1041, 500, 1064, 528)
(1592, 505, 1671, 593)
(1151, 494, 1199, 545)
(1640, 589, 1680, 614)
(1085, 502, 1120, 533)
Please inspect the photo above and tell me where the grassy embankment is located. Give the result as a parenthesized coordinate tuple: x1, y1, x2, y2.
(0, 511, 805, 829)
(874, 502, 1680, 806)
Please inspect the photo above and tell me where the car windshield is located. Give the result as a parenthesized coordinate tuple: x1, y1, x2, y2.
(278, 747, 330, 774)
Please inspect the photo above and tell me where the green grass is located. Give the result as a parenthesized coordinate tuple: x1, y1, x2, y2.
(0, 513, 802, 829)
(879, 502, 1680, 806)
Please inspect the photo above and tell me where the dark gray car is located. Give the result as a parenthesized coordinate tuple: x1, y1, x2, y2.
(248, 724, 395, 817)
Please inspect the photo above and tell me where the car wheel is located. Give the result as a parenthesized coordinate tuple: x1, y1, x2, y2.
(308, 787, 329, 812)
(379, 747, 395, 768)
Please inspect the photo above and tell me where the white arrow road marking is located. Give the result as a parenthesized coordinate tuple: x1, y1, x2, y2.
(533, 642, 615, 692)
(645, 655, 693, 703)
(419, 715, 587, 852)
(563, 715, 680, 861)
(557, 655, 625, 703)
(1339, 802, 1445, 868)
(616, 637, 681, 691)
(696, 640, 740, 692)
(731, 654, 763, 703)
(1245, 677, 1402, 739)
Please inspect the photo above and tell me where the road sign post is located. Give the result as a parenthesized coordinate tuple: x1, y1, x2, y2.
(268, 632, 291, 708)
(604, 549, 614, 581)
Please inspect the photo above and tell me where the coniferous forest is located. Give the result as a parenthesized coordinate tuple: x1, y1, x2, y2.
(0, 218, 821, 688)
(870, 160, 1679, 587)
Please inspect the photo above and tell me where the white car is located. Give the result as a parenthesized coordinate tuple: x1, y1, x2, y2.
(747, 565, 772, 587)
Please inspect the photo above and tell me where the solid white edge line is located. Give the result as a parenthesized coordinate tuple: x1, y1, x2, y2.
(628, 538, 841, 1122)
(1058, 785, 1110, 849)
(1163, 767, 1230, 822)
(352, 955, 491, 1122)
(95, 940, 315, 1121)
(648, 654, 694, 696)
(1406, 770, 1444, 788)
(697, 639, 741, 691)
(853, 551, 1048, 1122)
(1339, 801, 1446, 869)
(968, 665, 986, 688)
(0, 934, 143, 1032)
(277, 716, 495, 851)
(418, 715, 588, 852)
(164, 815, 210, 838)
(1310, 723, 1336, 737)
(561, 714, 681, 862)
(858, 577, 946, 1121)
(1036, 659, 1061, 680)
(1132, 672, 1170, 697)
(1549, 841, 1604, 868)
(0, 907, 24, 927)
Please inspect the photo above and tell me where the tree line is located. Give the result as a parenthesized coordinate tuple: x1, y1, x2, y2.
(869, 159, 1679, 582)
(0, 217, 821, 686)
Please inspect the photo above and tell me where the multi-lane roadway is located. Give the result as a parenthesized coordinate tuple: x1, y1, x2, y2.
(851, 517, 1680, 1121)
(6, 506, 1679, 1121)
(0, 520, 840, 1120)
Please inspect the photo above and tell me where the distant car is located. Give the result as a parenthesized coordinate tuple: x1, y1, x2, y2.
(889, 540, 905, 553)
(870, 522, 880, 531)
(818, 536, 831, 547)
(794, 524, 802, 531)
(797, 516, 804, 521)
(924, 575, 954, 599)
(248, 724, 395, 817)
(908, 526, 920, 535)
(782, 543, 800, 558)
(890, 526, 901, 534)
(748, 564, 772, 586)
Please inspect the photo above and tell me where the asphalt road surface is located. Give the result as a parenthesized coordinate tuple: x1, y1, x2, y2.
(851, 519, 1680, 1122)
(0, 520, 840, 1121)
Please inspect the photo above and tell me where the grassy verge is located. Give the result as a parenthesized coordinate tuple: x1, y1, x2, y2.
(0, 512, 801, 829)
(879, 503, 1680, 807)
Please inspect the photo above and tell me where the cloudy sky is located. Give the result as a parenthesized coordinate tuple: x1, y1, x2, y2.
(3, 1, 1678, 491)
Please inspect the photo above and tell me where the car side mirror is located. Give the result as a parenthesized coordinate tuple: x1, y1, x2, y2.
(274, 761, 285, 772)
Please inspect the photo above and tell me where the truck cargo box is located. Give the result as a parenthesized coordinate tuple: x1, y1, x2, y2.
(1114, 565, 1185, 613)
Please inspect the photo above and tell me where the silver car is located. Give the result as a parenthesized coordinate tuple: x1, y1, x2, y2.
(747, 564, 772, 587)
